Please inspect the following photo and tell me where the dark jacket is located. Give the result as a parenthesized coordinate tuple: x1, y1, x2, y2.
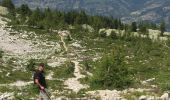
(33, 70, 47, 89)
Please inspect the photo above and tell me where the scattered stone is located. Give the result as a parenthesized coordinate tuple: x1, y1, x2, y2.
(139, 95, 147, 100)
(9, 81, 32, 87)
(48, 62, 61, 68)
(99, 28, 119, 36)
(159, 36, 168, 41)
(160, 93, 169, 100)
(141, 78, 155, 85)
(71, 42, 82, 48)
(82, 24, 94, 32)
(48, 57, 67, 67)
(0, 92, 14, 100)
(46, 71, 54, 80)
(58, 30, 70, 37)
(6, 72, 10, 77)
(87, 90, 124, 100)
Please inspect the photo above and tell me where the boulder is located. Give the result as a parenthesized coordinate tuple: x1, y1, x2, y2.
(139, 95, 147, 100)
(160, 93, 169, 100)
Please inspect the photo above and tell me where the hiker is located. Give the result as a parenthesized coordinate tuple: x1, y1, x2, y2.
(34, 63, 50, 100)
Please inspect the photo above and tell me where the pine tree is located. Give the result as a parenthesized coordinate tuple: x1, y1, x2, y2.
(138, 22, 148, 34)
(118, 19, 123, 30)
(114, 19, 119, 29)
(0, 50, 3, 58)
(75, 11, 88, 24)
(131, 22, 137, 32)
(160, 20, 165, 36)
(43, 8, 54, 31)
(27, 8, 44, 28)
(1, 0, 15, 10)
(90, 48, 133, 89)
(17, 4, 31, 17)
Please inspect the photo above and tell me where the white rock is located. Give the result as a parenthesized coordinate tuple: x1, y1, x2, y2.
(87, 90, 125, 100)
(99, 28, 119, 36)
(160, 93, 169, 100)
(9, 80, 32, 87)
(71, 42, 82, 48)
(159, 37, 168, 41)
(46, 71, 54, 80)
(58, 30, 70, 37)
(0, 6, 8, 15)
(6, 72, 10, 77)
(0, 92, 14, 100)
(142, 78, 155, 85)
(82, 24, 94, 32)
(133, 32, 140, 37)
(139, 95, 147, 100)
(151, 85, 157, 88)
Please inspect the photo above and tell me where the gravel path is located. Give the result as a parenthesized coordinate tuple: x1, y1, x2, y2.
(58, 33, 89, 93)
(64, 61, 88, 93)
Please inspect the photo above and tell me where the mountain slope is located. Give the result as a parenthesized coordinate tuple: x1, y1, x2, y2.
(1, 5, 170, 99)
(8, 0, 169, 30)
(12, 0, 131, 17)
(125, 0, 170, 30)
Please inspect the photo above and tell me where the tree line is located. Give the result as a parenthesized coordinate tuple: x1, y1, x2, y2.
(0, 0, 166, 35)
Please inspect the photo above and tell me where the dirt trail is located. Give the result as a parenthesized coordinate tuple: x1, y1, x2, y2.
(64, 61, 88, 93)
(59, 34, 88, 93)
(59, 35, 68, 52)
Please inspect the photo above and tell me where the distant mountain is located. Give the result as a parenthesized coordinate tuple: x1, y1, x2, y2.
(123, 0, 170, 26)
(133, 0, 170, 30)
(10, 0, 170, 30)
(12, 0, 131, 17)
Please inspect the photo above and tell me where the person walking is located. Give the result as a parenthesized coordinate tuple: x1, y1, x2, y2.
(34, 63, 50, 100)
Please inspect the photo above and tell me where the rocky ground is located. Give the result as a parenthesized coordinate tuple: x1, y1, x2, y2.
(0, 14, 170, 99)
(0, 14, 91, 99)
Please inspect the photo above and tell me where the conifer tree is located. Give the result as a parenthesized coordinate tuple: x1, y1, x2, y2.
(17, 4, 31, 17)
(28, 8, 43, 28)
(131, 22, 137, 32)
(160, 20, 165, 36)
(1, 0, 15, 10)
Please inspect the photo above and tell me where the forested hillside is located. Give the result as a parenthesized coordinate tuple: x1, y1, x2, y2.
(1, 0, 170, 30)
(0, 0, 170, 99)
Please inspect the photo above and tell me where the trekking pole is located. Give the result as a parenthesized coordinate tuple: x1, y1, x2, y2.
(41, 89, 51, 100)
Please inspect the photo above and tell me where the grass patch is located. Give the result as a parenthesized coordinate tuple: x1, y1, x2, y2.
(0, 70, 32, 84)
(53, 61, 75, 79)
